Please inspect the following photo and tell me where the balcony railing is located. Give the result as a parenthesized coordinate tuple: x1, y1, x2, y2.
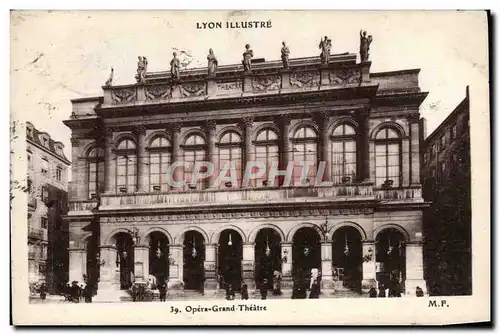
(69, 200, 99, 213)
(374, 186, 423, 201)
(28, 228, 44, 240)
(99, 184, 375, 209)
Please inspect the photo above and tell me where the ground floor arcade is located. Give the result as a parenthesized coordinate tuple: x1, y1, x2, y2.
(68, 208, 427, 297)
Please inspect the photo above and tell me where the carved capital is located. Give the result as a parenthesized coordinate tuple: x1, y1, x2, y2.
(133, 125, 147, 136)
(241, 116, 254, 128)
(204, 120, 217, 133)
(279, 113, 292, 126)
(104, 127, 114, 136)
(70, 137, 80, 147)
(406, 111, 420, 122)
(170, 123, 182, 133)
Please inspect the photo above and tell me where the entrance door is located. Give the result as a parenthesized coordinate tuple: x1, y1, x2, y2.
(255, 228, 282, 289)
(115, 233, 134, 290)
(218, 229, 243, 291)
(292, 227, 321, 289)
(183, 231, 205, 291)
(332, 226, 362, 292)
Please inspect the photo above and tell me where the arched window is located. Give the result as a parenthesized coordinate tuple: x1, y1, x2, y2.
(148, 136, 171, 192)
(331, 123, 357, 184)
(292, 126, 318, 185)
(375, 127, 402, 187)
(115, 138, 137, 193)
(183, 134, 207, 190)
(218, 131, 242, 188)
(87, 147, 104, 198)
(255, 128, 279, 187)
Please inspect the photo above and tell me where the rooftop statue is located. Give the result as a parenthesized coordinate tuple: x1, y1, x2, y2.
(242, 44, 253, 72)
(281, 42, 290, 69)
(105, 67, 114, 86)
(170, 52, 181, 80)
(207, 48, 218, 76)
(136, 56, 148, 83)
(319, 36, 332, 65)
(359, 30, 373, 63)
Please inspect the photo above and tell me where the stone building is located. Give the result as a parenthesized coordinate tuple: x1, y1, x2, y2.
(421, 87, 471, 296)
(64, 50, 429, 299)
(26, 122, 70, 292)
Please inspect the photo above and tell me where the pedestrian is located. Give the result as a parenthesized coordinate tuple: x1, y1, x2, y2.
(200, 266, 206, 296)
(241, 281, 249, 300)
(39, 283, 46, 301)
(226, 283, 235, 300)
(273, 270, 282, 296)
(368, 287, 377, 298)
(416, 286, 424, 297)
(377, 284, 386, 298)
(158, 282, 167, 302)
(260, 279, 268, 300)
(309, 279, 320, 299)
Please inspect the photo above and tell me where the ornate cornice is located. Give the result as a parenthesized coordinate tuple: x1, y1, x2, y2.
(99, 207, 375, 224)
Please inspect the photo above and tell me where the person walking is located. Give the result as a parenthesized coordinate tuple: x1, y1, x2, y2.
(260, 279, 268, 300)
(309, 279, 320, 299)
(39, 283, 46, 302)
(368, 287, 378, 298)
(241, 281, 249, 300)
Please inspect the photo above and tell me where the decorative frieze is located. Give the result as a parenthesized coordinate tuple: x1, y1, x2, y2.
(180, 82, 206, 97)
(251, 75, 281, 92)
(99, 207, 374, 224)
(290, 71, 320, 89)
(145, 85, 173, 101)
(111, 88, 136, 104)
(329, 68, 361, 86)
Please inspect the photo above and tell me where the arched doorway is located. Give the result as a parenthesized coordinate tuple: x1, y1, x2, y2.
(218, 229, 243, 291)
(292, 227, 321, 289)
(183, 231, 205, 291)
(255, 228, 282, 290)
(376, 228, 406, 292)
(148, 232, 169, 285)
(332, 227, 362, 292)
(114, 232, 134, 290)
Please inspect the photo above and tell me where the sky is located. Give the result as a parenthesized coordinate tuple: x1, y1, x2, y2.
(10, 10, 489, 162)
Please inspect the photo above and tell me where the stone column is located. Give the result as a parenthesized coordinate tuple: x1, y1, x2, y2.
(70, 137, 85, 199)
(104, 128, 116, 193)
(133, 244, 149, 281)
(409, 117, 421, 185)
(280, 242, 293, 290)
(402, 138, 411, 186)
(205, 120, 217, 189)
(361, 240, 377, 293)
(318, 111, 331, 183)
(358, 110, 371, 183)
(68, 247, 86, 283)
(242, 242, 256, 290)
(170, 123, 183, 191)
(168, 244, 183, 290)
(405, 241, 427, 296)
(242, 117, 255, 187)
(135, 125, 147, 192)
(204, 243, 218, 290)
(320, 241, 333, 291)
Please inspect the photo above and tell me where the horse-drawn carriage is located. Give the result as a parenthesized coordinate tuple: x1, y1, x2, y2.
(130, 275, 168, 302)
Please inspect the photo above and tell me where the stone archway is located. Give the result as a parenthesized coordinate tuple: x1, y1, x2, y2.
(113, 232, 134, 290)
(148, 231, 170, 285)
(182, 230, 206, 291)
(292, 227, 321, 290)
(331, 226, 363, 292)
(254, 228, 282, 290)
(375, 227, 407, 293)
(218, 229, 244, 291)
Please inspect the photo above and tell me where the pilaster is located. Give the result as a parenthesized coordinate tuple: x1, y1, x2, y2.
(168, 244, 183, 290)
(361, 240, 377, 293)
(135, 125, 147, 192)
(280, 242, 293, 289)
(104, 128, 116, 193)
(320, 241, 334, 290)
(242, 242, 256, 290)
(405, 241, 427, 296)
(204, 244, 218, 290)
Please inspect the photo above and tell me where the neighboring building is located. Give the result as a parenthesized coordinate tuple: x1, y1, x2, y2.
(64, 49, 430, 300)
(26, 122, 70, 293)
(421, 87, 471, 296)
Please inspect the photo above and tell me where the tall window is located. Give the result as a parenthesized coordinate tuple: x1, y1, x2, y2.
(148, 136, 171, 192)
(183, 134, 207, 190)
(41, 157, 49, 175)
(56, 166, 63, 182)
(375, 127, 401, 187)
(255, 128, 279, 187)
(450, 124, 457, 140)
(331, 123, 357, 184)
(115, 139, 137, 193)
(27, 153, 33, 170)
(218, 131, 242, 188)
(292, 126, 317, 185)
(440, 134, 446, 151)
(87, 147, 104, 198)
(41, 217, 48, 229)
